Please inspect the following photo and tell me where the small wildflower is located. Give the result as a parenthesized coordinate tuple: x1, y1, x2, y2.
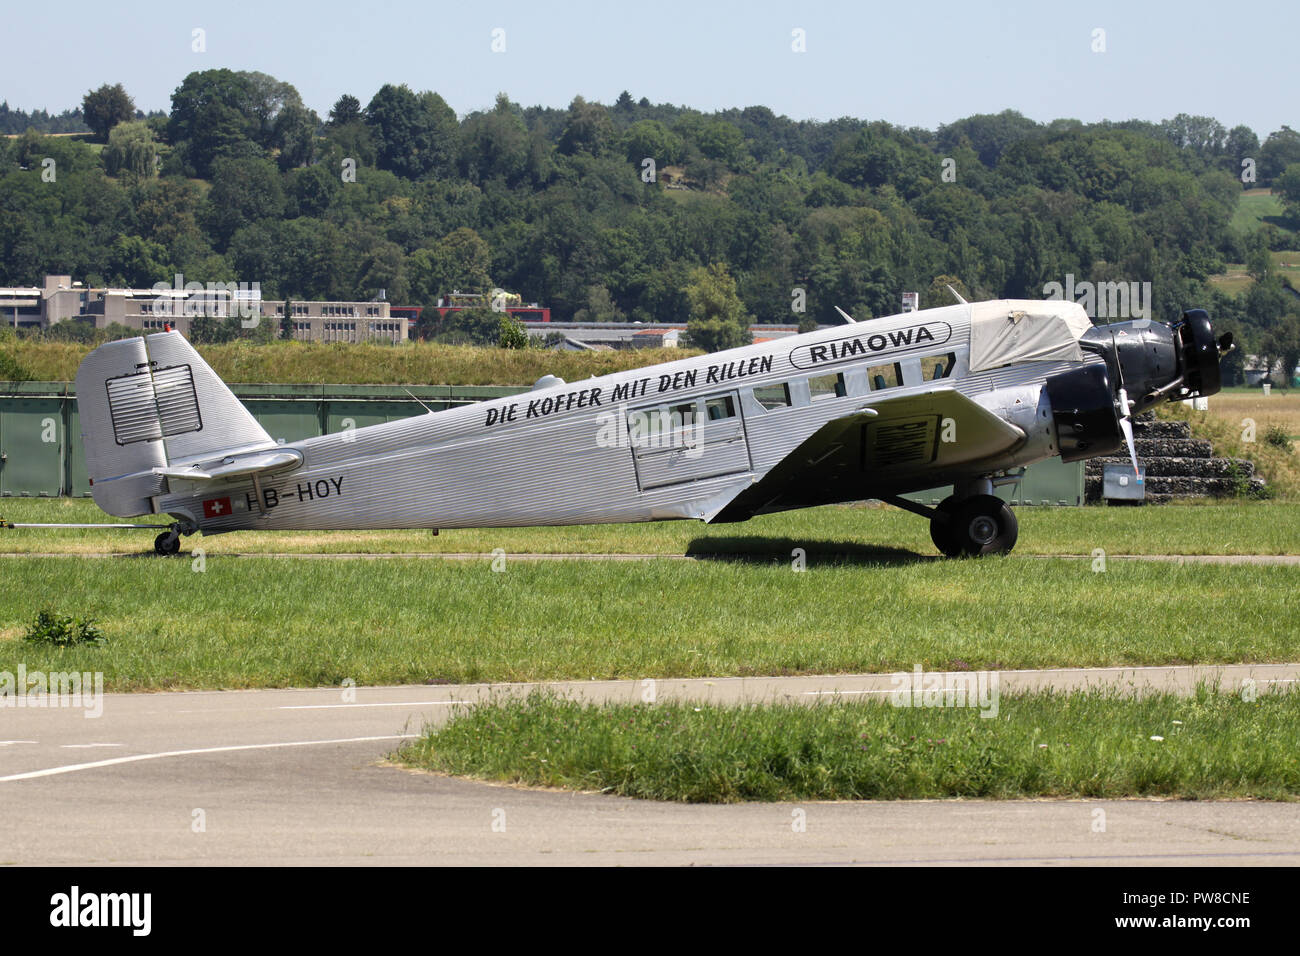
(1150, 735, 1164, 742)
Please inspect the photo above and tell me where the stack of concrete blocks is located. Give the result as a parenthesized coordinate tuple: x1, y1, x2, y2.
(1085, 414, 1266, 503)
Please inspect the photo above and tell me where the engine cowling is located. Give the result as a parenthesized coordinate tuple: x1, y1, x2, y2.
(1043, 363, 1124, 462)
(1178, 308, 1228, 398)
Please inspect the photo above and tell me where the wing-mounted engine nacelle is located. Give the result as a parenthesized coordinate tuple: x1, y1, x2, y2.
(1043, 363, 1124, 462)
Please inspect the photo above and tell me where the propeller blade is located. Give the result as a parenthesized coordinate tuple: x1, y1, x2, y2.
(1117, 387, 1142, 482)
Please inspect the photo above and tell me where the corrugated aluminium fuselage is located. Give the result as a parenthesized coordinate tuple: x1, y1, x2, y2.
(163, 302, 1082, 534)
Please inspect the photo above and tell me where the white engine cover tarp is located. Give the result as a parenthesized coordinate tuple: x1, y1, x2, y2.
(968, 300, 1092, 372)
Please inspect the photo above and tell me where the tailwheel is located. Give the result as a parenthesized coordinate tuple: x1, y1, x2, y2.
(948, 494, 1018, 557)
(154, 531, 182, 556)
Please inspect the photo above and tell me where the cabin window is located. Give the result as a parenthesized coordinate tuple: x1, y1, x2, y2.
(866, 362, 902, 390)
(704, 395, 736, 421)
(921, 352, 958, 380)
(669, 401, 697, 427)
(752, 382, 792, 410)
(808, 373, 846, 401)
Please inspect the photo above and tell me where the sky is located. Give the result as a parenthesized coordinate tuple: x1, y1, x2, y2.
(2, 0, 1295, 136)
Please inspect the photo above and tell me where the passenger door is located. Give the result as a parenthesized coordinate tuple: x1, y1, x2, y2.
(628, 391, 752, 491)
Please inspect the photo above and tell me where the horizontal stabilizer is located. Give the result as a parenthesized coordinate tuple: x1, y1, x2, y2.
(154, 448, 303, 482)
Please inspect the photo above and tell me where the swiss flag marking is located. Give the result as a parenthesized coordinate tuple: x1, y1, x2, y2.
(203, 497, 232, 518)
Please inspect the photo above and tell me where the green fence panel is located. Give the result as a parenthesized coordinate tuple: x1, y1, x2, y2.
(324, 400, 429, 435)
(239, 401, 324, 445)
(0, 397, 67, 496)
(67, 404, 91, 496)
(904, 458, 1084, 507)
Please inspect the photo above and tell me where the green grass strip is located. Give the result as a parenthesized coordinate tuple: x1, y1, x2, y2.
(1, 557, 1298, 690)
(400, 688, 1300, 802)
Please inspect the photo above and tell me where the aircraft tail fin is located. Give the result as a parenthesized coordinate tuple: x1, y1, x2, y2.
(75, 331, 273, 517)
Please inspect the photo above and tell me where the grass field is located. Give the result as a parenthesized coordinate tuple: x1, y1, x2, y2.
(1159, 394, 1300, 497)
(1193, 389, 1300, 440)
(1229, 189, 1289, 234)
(0, 542, 1297, 690)
(398, 688, 1300, 802)
(1, 340, 691, 386)
(3, 497, 1299, 555)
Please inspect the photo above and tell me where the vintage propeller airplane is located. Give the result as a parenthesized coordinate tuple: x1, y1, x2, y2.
(71, 296, 1229, 557)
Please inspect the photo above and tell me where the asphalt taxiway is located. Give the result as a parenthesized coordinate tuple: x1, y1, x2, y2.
(3, 666, 1299, 865)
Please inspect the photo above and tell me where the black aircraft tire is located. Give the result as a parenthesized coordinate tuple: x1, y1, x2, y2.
(952, 495, 1018, 557)
(929, 496, 964, 558)
(154, 532, 180, 556)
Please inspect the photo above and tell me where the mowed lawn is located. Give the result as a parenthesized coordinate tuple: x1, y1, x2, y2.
(3, 497, 1300, 555)
(0, 549, 1297, 690)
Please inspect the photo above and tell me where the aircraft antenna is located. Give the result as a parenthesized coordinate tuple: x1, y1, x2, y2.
(946, 284, 968, 304)
(403, 387, 436, 414)
(833, 306, 857, 324)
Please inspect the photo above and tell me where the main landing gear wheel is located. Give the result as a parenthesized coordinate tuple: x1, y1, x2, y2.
(930, 494, 1018, 557)
(929, 496, 963, 558)
(154, 531, 182, 556)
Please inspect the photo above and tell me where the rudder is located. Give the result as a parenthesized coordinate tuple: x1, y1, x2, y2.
(75, 331, 273, 517)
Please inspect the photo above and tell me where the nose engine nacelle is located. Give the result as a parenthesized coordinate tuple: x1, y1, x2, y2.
(1047, 309, 1231, 465)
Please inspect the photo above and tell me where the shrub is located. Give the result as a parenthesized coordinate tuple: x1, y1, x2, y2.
(1264, 424, 1294, 452)
(22, 609, 107, 647)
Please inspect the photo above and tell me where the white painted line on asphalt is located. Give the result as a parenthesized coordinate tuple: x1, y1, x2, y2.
(0, 741, 38, 747)
(803, 689, 894, 696)
(59, 743, 124, 749)
(278, 701, 472, 710)
(0, 734, 418, 783)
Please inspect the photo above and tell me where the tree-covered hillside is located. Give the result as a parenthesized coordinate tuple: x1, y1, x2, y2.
(2, 72, 1298, 374)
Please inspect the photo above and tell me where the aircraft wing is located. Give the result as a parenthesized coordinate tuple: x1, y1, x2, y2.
(710, 386, 1025, 522)
(153, 448, 304, 481)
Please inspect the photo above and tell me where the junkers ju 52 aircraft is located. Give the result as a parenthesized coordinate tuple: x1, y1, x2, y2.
(73, 297, 1230, 557)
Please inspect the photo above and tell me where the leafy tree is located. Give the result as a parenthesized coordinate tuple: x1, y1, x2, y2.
(459, 94, 529, 184)
(82, 83, 135, 143)
(365, 84, 457, 179)
(497, 311, 528, 348)
(1260, 127, 1300, 186)
(429, 306, 501, 345)
(683, 263, 751, 352)
(328, 94, 363, 126)
(937, 110, 1041, 167)
(1274, 163, 1300, 225)
(573, 284, 625, 322)
(1244, 230, 1272, 281)
(106, 235, 171, 287)
(407, 227, 492, 302)
(1263, 312, 1300, 386)
(558, 96, 614, 156)
(204, 157, 286, 249)
(102, 121, 159, 177)
(167, 69, 262, 177)
(622, 119, 683, 167)
(272, 103, 319, 170)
